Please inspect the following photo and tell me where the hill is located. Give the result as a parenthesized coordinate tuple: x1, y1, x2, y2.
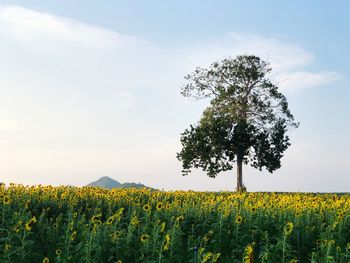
(87, 176, 151, 189)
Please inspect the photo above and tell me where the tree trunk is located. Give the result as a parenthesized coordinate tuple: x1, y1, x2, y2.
(236, 157, 244, 191)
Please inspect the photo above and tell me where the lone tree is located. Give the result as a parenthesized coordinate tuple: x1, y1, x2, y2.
(177, 55, 298, 191)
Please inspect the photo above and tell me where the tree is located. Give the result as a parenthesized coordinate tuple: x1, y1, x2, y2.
(177, 55, 299, 191)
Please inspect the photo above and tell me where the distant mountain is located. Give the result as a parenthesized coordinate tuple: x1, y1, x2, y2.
(87, 176, 151, 189)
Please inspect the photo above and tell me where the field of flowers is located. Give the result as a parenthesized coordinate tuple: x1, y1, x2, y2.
(0, 184, 349, 263)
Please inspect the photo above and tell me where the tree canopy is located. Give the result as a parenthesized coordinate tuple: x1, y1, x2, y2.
(177, 55, 299, 191)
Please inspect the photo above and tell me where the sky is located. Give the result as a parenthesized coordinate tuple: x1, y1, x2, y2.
(0, 1, 349, 192)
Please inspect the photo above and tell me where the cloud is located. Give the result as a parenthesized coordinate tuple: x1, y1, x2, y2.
(175, 33, 314, 73)
(170, 33, 340, 93)
(0, 5, 137, 50)
(0, 6, 339, 94)
(276, 71, 342, 91)
(0, 5, 342, 190)
(227, 33, 314, 72)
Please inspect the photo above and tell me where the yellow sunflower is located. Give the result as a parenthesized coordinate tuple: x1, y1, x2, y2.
(283, 222, 293, 236)
(25, 216, 37, 231)
(4, 243, 11, 251)
(143, 204, 151, 212)
(70, 230, 77, 241)
(162, 233, 171, 251)
(3, 196, 11, 205)
(156, 202, 163, 211)
(176, 216, 184, 223)
(106, 215, 115, 225)
(140, 234, 150, 243)
(131, 216, 139, 226)
(91, 213, 102, 224)
(159, 222, 166, 233)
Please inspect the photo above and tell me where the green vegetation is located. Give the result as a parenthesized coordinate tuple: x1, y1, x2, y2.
(1, 185, 349, 262)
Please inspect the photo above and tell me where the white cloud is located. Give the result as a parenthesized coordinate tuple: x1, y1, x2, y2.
(171, 33, 340, 93)
(176, 33, 314, 72)
(0, 5, 135, 50)
(0, 5, 343, 190)
(277, 71, 342, 91)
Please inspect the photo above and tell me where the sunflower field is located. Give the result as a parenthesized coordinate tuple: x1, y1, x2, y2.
(0, 184, 349, 263)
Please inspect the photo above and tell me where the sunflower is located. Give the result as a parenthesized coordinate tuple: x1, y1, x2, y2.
(165, 203, 171, 210)
(13, 225, 20, 232)
(328, 239, 335, 246)
(131, 216, 138, 226)
(13, 220, 22, 233)
(176, 216, 184, 223)
(203, 230, 213, 242)
(55, 249, 62, 256)
(156, 202, 163, 211)
(4, 243, 11, 251)
(3, 196, 11, 205)
(94, 219, 102, 225)
(212, 253, 220, 262)
(243, 242, 255, 263)
(115, 230, 123, 237)
(71, 230, 77, 241)
(143, 204, 151, 212)
(140, 234, 150, 243)
(283, 222, 293, 236)
(25, 216, 37, 231)
(236, 215, 243, 224)
(106, 215, 115, 225)
(91, 213, 102, 224)
(114, 208, 124, 221)
(159, 222, 166, 233)
(42, 257, 49, 263)
(162, 233, 171, 251)
(110, 231, 123, 242)
(202, 252, 213, 263)
(321, 240, 328, 246)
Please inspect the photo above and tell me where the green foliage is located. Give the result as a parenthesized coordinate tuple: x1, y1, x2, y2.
(1, 185, 350, 262)
(177, 55, 299, 186)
